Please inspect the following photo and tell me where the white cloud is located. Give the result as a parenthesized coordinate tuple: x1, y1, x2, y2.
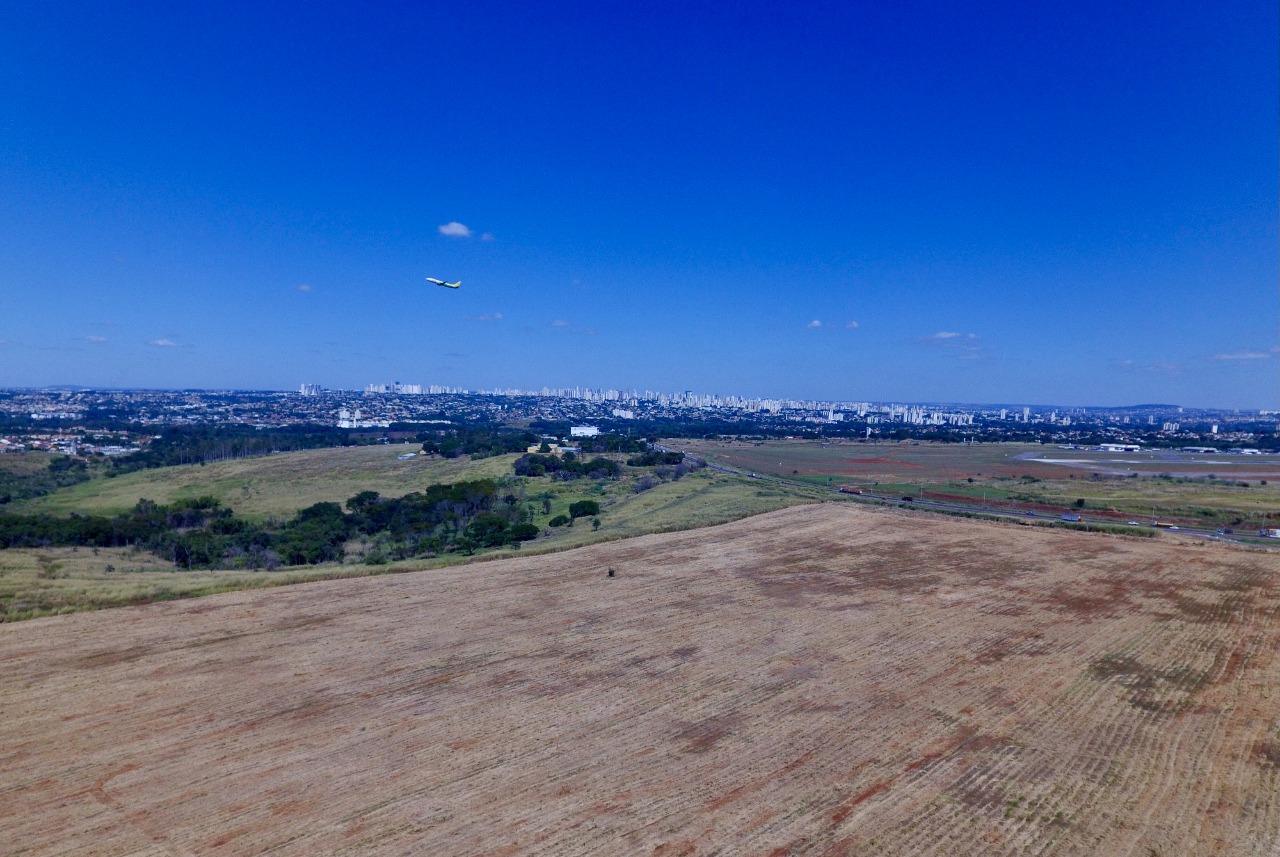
(297, 283, 312, 293)
(86, 335, 107, 343)
(550, 319, 596, 335)
(846, 320, 859, 329)
(438, 221, 472, 238)
(148, 339, 177, 347)
(1212, 351, 1271, 361)
(920, 331, 979, 344)
(480, 232, 494, 241)
(807, 320, 823, 329)
(472, 312, 504, 322)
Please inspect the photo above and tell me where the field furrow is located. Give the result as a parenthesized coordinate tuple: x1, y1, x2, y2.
(3, 503, 1278, 856)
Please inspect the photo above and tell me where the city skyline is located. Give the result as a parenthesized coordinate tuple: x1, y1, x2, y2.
(1, 3, 1276, 408)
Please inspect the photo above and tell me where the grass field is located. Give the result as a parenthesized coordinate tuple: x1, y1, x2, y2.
(0, 459, 826, 621)
(5, 504, 1278, 855)
(0, 451, 56, 477)
(676, 439, 1280, 527)
(12, 445, 518, 520)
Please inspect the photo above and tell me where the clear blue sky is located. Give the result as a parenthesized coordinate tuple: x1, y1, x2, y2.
(1, 2, 1276, 407)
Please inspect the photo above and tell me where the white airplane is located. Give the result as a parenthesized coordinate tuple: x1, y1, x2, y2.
(426, 277, 461, 289)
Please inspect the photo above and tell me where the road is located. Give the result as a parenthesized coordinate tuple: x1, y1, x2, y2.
(667, 446, 1275, 549)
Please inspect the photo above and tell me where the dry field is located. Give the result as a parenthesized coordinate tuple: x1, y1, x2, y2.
(4, 504, 1280, 856)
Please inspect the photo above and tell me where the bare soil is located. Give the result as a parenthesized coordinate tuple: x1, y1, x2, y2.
(4, 504, 1279, 856)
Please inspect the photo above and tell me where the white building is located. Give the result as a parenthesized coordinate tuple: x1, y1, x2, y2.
(570, 425, 600, 438)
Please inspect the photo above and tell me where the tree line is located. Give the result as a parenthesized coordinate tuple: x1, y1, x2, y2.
(0, 480, 535, 570)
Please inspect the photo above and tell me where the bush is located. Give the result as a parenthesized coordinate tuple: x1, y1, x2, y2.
(633, 476, 658, 493)
(548, 514, 570, 527)
(507, 522, 539, 542)
(568, 500, 600, 518)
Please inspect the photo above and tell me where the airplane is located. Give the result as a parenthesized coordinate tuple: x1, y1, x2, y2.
(426, 277, 461, 289)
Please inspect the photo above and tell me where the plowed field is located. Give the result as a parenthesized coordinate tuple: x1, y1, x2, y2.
(4, 504, 1279, 855)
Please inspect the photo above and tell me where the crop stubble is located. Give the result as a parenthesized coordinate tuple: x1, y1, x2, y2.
(2, 504, 1279, 855)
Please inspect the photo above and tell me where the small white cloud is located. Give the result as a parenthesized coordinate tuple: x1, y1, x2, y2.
(1212, 351, 1271, 361)
(472, 312, 504, 322)
(846, 320, 859, 329)
(297, 283, 312, 292)
(438, 221, 472, 238)
(807, 320, 823, 329)
(86, 335, 108, 343)
(920, 331, 979, 345)
(480, 232, 494, 241)
(148, 339, 177, 347)
(551, 319, 571, 328)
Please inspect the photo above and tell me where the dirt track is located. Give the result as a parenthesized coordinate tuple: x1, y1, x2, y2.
(4, 504, 1280, 856)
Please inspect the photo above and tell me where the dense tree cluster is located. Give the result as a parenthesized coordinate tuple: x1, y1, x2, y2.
(512, 453, 621, 480)
(0, 480, 535, 570)
(419, 428, 537, 459)
(114, 426, 385, 472)
(625, 450, 684, 467)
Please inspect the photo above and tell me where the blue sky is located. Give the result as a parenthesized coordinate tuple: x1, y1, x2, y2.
(1, 2, 1276, 407)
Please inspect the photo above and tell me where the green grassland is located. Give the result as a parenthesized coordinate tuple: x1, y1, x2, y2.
(12, 445, 517, 520)
(676, 439, 1280, 528)
(0, 449, 826, 621)
(0, 452, 56, 477)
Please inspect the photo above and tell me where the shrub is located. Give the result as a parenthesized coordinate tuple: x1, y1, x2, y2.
(507, 523, 539, 542)
(548, 514, 570, 527)
(569, 500, 600, 518)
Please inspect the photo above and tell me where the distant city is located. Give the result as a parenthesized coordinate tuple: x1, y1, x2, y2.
(1, 384, 1277, 458)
